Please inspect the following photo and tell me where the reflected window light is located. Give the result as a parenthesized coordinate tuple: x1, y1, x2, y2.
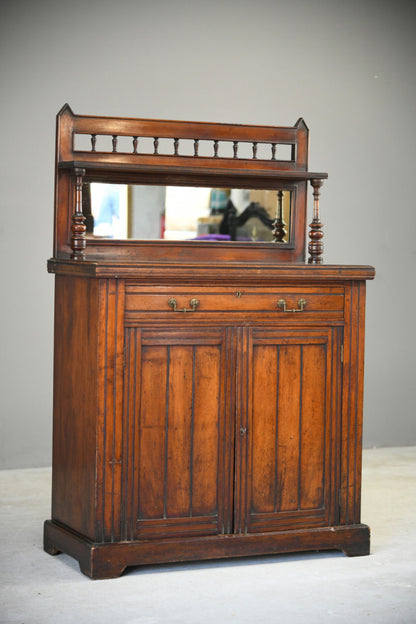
(90, 183, 128, 238)
(164, 186, 211, 239)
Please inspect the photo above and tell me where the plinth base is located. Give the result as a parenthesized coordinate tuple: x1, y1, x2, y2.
(44, 520, 370, 580)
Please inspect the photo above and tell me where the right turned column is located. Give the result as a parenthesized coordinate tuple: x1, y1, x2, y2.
(308, 179, 324, 264)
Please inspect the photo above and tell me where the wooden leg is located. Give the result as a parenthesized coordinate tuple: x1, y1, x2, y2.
(43, 523, 61, 556)
(44, 543, 61, 556)
(341, 525, 371, 557)
(44, 520, 127, 579)
(80, 556, 127, 580)
(342, 542, 371, 557)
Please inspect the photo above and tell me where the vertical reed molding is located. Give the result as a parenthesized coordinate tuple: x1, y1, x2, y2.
(70, 168, 87, 260)
(308, 179, 324, 264)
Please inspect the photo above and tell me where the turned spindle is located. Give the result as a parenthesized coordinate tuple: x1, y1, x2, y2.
(273, 190, 287, 243)
(70, 168, 87, 260)
(308, 179, 324, 264)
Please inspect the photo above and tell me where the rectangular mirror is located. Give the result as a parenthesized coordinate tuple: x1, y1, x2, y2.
(83, 183, 292, 243)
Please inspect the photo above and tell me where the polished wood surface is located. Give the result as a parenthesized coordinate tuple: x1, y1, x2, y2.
(45, 268, 373, 577)
(44, 106, 374, 578)
(53, 105, 327, 263)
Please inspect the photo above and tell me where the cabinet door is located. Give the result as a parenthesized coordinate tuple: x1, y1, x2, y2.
(236, 327, 341, 534)
(124, 327, 234, 540)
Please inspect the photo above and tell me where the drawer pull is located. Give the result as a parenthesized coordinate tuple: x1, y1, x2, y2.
(168, 297, 199, 313)
(277, 298, 307, 312)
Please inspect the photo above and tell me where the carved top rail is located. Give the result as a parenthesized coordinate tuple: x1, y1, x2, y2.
(57, 104, 325, 178)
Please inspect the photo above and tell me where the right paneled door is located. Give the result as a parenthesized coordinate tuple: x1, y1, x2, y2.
(236, 326, 342, 535)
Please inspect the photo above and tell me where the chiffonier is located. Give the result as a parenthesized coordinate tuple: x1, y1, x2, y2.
(44, 105, 375, 578)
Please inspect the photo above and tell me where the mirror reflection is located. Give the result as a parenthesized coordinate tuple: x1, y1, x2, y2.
(83, 184, 291, 243)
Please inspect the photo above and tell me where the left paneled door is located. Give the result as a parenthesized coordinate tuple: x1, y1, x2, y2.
(123, 326, 234, 541)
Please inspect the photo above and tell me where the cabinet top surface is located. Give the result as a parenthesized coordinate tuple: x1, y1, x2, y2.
(48, 258, 375, 282)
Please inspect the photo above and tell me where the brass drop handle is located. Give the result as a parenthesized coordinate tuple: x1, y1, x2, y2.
(168, 297, 199, 312)
(239, 426, 247, 437)
(277, 298, 307, 312)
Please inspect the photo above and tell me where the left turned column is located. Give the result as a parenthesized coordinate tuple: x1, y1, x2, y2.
(71, 168, 87, 259)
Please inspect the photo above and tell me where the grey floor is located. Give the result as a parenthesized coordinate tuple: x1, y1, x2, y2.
(1, 447, 415, 624)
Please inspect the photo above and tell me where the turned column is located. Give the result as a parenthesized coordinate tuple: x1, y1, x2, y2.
(308, 179, 324, 264)
(70, 168, 87, 260)
(273, 190, 287, 243)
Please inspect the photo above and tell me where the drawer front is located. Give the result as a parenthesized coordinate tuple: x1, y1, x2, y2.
(125, 285, 344, 321)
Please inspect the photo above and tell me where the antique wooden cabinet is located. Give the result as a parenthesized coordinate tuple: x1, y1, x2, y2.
(44, 105, 375, 578)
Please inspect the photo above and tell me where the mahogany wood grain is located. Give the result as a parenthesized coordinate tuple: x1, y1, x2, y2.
(44, 520, 371, 580)
(45, 270, 373, 576)
(276, 345, 302, 512)
(246, 329, 335, 533)
(51, 275, 99, 540)
(137, 345, 168, 520)
(52, 106, 327, 263)
(125, 328, 230, 540)
(308, 179, 324, 264)
(47, 258, 375, 282)
(45, 107, 374, 578)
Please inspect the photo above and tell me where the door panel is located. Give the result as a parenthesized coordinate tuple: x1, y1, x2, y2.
(299, 344, 326, 510)
(124, 327, 233, 539)
(241, 328, 340, 533)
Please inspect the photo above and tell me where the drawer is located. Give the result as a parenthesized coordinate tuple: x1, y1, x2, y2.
(125, 285, 344, 319)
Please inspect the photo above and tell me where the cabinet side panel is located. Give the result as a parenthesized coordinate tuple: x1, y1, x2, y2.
(51, 275, 98, 539)
(340, 281, 367, 525)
